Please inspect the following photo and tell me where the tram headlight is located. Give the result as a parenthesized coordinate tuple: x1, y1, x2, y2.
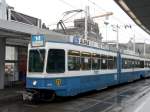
(33, 80, 37, 86)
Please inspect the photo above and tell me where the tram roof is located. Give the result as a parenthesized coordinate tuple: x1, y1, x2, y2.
(44, 33, 70, 43)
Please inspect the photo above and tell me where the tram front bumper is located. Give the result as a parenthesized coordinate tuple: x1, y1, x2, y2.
(23, 91, 33, 101)
(26, 77, 66, 90)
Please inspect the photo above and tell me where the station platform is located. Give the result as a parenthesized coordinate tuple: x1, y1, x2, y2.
(0, 82, 24, 104)
(128, 89, 150, 112)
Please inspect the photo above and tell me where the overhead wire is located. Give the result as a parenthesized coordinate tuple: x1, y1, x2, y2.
(57, 0, 77, 9)
(53, 0, 149, 42)
(63, 12, 81, 22)
(87, 0, 150, 42)
(87, 0, 126, 25)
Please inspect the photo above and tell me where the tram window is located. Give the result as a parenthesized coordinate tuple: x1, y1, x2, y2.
(127, 59, 132, 69)
(92, 53, 100, 70)
(114, 57, 117, 68)
(136, 60, 140, 68)
(135, 60, 137, 68)
(123, 59, 125, 68)
(126, 59, 130, 68)
(144, 61, 147, 67)
(68, 50, 80, 71)
(123, 58, 130, 69)
(144, 61, 146, 67)
(140, 61, 144, 68)
(101, 55, 107, 69)
(137, 60, 139, 68)
(29, 49, 45, 72)
(107, 56, 114, 69)
(146, 62, 149, 67)
(123, 59, 141, 69)
(46, 49, 65, 73)
(81, 52, 91, 70)
(147, 62, 149, 67)
(138, 60, 141, 68)
(127, 59, 130, 68)
(145, 61, 149, 67)
(132, 60, 135, 68)
(130, 59, 134, 68)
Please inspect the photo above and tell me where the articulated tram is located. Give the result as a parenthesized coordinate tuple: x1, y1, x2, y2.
(23, 35, 150, 101)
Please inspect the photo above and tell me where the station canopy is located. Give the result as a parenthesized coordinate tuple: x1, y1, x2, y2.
(115, 0, 150, 35)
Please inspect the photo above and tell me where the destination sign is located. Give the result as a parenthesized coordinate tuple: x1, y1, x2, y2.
(70, 36, 99, 48)
(31, 35, 45, 47)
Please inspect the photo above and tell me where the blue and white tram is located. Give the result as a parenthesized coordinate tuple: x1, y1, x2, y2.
(120, 54, 146, 83)
(24, 37, 150, 101)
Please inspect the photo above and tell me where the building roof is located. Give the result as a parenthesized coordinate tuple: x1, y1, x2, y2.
(114, 0, 150, 35)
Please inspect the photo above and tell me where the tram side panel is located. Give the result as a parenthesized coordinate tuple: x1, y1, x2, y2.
(119, 54, 145, 83)
(144, 60, 150, 78)
(79, 73, 118, 93)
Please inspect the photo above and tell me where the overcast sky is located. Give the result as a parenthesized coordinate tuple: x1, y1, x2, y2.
(6, 0, 150, 43)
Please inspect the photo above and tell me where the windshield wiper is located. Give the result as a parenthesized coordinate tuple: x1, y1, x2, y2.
(37, 49, 44, 63)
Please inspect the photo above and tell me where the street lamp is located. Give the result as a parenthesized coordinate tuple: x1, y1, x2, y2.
(112, 24, 120, 51)
(104, 21, 109, 44)
(129, 37, 135, 52)
(144, 39, 146, 68)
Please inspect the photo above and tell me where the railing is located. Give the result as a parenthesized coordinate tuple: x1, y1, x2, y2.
(7, 8, 42, 28)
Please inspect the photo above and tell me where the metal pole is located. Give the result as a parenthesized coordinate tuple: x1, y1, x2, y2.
(0, 38, 6, 89)
(106, 24, 107, 43)
(133, 31, 136, 53)
(144, 40, 146, 56)
(144, 40, 146, 68)
(84, 6, 89, 40)
(104, 21, 109, 44)
(0, 0, 7, 20)
(116, 25, 119, 50)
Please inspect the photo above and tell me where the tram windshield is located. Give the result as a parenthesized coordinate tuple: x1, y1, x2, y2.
(46, 49, 65, 73)
(28, 49, 45, 72)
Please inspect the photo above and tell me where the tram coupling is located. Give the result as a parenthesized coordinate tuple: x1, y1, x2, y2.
(22, 90, 39, 102)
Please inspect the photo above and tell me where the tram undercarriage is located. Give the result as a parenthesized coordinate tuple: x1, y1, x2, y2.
(23, 89, 56, 102)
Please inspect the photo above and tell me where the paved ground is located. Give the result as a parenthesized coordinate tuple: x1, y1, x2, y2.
(0, 87, 23, 104)
(1, 78, 150, 112)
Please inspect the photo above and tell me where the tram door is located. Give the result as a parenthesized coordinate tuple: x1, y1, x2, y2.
(117, 52, 121, 84)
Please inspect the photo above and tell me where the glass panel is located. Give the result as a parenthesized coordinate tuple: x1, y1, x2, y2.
(92, 53, 100, 70)
(5, 63, 16, 84)
(107, 56, 114, 69)
(140, 61, 144, 68)
(114, 57, 117, 68)
(47, 49, 65, 73)
(68, 50, 80, 71)
(68, 50, 80, 56)
(5, 46, 18, 61)
(122, 58, 127, 69)
(68, 56, 80, 70)
(101, 55, 107, 69)
(29, 49, 45, 72)
(81, 52, 91, 70)
(123, 58, 134, 69)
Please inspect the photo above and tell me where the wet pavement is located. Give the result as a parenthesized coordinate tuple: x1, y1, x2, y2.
(1, 78, 150, 112)
(0, 87, 23, 104)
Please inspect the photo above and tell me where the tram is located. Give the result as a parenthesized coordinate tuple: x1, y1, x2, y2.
(23, 34, 150, 101)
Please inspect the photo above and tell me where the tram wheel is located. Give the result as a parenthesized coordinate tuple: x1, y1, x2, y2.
(43, 92, 56, 102)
